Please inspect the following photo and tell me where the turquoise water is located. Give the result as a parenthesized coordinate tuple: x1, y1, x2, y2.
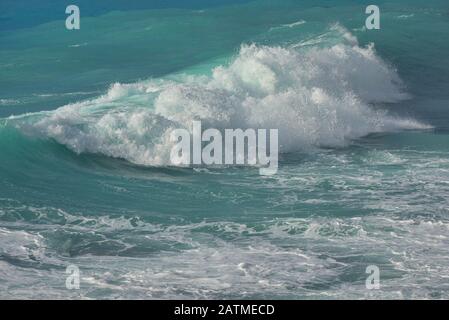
(1, 0, 449, 299)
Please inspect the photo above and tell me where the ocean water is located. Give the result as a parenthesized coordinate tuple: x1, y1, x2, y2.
(1, 0, 449, 299)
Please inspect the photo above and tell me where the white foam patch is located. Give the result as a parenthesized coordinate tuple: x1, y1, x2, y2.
(269, 20, 306, 31)
(3, 214, 447, 299)
(0, 227, 46, 262)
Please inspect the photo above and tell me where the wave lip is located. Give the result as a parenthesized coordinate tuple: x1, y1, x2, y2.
(12, 25, 428, 166)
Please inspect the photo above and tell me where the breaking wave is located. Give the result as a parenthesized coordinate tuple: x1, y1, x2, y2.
(11, 25, 428, 166)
